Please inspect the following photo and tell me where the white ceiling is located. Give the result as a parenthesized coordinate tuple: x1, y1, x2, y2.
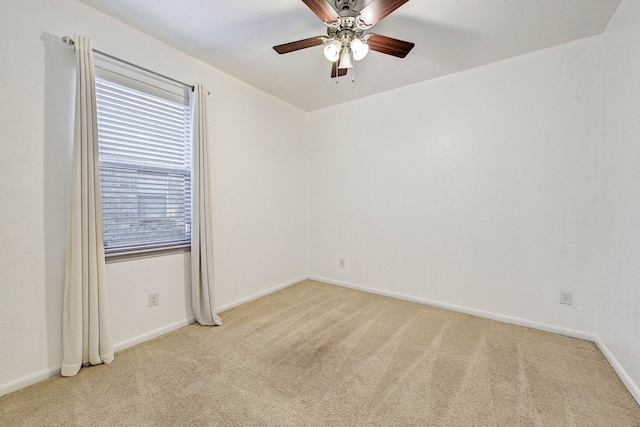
(78, 0, 621, 111)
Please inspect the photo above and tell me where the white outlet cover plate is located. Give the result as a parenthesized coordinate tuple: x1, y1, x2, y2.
(149, 292, 159, 306)
(560, 292, 573, 305)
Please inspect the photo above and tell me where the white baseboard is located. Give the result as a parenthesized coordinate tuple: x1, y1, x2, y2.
(594, 336, 640, 405)
(0, 276, 307, 398)
(309, 276, 596, 341)
(0, 366, 61, 398)
(216, 276, 308, 313)
(4, 275, 639, 408)
(112, 317, 196, 353)
(310, 275, 640, 405)
(113, 276, 310, 354)
(0, 318, 196, 398)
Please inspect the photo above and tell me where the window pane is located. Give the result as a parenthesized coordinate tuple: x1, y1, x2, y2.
(96, 77, 191, 254)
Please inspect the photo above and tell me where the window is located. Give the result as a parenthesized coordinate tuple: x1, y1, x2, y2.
(95, 65, 192, 255)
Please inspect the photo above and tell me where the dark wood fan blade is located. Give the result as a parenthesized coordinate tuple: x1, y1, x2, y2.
(273, 37, 324, 54)
(366, 33, 414, 58)
(331, 62, 348, 78)
(302, 0, 340, 23)
(359, 0, 409, 26)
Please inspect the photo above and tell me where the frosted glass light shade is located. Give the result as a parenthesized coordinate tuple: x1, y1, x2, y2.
(351, 38, 369, 61)
(338, 48, 354, 69)
(323, 40, 341, 62)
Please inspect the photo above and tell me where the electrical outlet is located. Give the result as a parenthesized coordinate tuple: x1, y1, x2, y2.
(339, 258, 345, 267)
(149, 291, 160, 307)
(560, 291, 572, 305)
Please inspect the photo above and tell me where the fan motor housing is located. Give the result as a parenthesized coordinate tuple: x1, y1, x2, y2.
(335, 0, 357, 10)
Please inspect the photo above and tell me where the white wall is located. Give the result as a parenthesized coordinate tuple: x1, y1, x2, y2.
(307, 37, 601, 336)
(0, 0, 307, 395)
(597, 0, 640, 401)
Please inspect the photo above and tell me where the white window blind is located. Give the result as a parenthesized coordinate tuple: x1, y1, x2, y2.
(95, 74, 192, 255)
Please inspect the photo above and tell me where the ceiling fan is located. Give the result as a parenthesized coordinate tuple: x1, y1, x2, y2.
(273, 0, 414, 79)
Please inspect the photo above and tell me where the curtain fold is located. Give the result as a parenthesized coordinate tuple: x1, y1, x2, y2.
(191, 84, 222, 326)
(61, 35, 114, 377)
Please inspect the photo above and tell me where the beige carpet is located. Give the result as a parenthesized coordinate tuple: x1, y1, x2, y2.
(1, 280, 639, 426)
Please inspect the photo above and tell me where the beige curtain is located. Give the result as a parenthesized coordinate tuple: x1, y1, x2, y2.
(190, 84, 222, 326)
(61, 35, 114, 377)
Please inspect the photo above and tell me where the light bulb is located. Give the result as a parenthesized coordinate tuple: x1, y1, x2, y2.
(323, 40, 341, 62)
(338, 47, 354, 69)
(351, 38, 369, 61)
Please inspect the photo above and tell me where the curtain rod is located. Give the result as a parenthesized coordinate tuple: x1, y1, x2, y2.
(61, 36, 206, 93)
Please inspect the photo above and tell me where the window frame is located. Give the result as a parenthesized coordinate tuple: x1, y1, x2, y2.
(93, 57, 193, 257)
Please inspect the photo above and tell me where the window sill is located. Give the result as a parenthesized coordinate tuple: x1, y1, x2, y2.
(105, 245, 190, 263)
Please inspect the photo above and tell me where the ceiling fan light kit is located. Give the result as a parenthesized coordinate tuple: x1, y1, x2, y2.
(338, 47, 354, 69)
(351, 38, 369, 61)
(273, 0, 415, 80)
(323, 39, 342, 62)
